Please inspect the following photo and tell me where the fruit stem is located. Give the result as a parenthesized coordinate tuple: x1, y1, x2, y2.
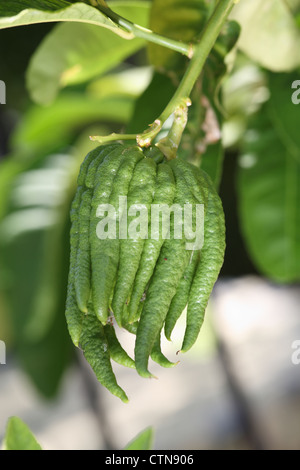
(137, 0, 236, 147)
(95, 1, 194, 57)
(156, 98, 191, 160)
(90, 1, 236, 153)
(90, 133, 137, 144)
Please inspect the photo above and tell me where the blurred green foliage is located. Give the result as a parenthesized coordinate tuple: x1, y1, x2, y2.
(3, 417, 42, 450)
(3, 416, 153, 450)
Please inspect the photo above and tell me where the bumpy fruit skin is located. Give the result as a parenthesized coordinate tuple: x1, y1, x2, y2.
(65, 186, 84, 347)
(112, 156, 157, 327)
(66, 144, 225, 399)
(80, 305, 129, 403)
(128, 163, 176, 323)
(104, 324, 135, 369)
(75, 189, 92, 313)
(164, 248, 199, 341)
(182, 171, 225, 352)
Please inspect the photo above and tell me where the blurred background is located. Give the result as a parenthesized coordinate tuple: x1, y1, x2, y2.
(0, 0, 300, 450)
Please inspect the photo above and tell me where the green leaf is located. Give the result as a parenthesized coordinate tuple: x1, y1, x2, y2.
(200, 140, 224, 189)
(221, 58, 269, 149)
(148, 0, 215, 72)
(127, 71, 177, 134)
(268, 73, 300, 150)
(26, 2, 151, 105)
(3, 417, 42, 450)
(237, 73, 300, 283)
(124, 427, 154, 450)
(0, 154, 75, 397)
(11, 92, 136, 156)
(230, 0, 300, 71)
(0, 0, 70, 16)
(0, 1, 129, 37)
(89, 66, 152, 100)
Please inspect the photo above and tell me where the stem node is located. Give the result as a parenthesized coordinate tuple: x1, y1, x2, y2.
(91, 0, 236, 155)
(136, 120, 163, 148)
(157, 98, 190, 160)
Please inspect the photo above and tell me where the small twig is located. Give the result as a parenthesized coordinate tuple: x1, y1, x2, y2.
(95, 1, 194, 57)
(90, 133, 137, 144)
(156, 98, 191, 160)
(90, 0, 237, 152)
(134, 0, 236, 149)
(136, 120, 163, 148)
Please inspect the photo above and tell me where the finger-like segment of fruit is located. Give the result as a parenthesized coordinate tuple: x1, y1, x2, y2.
(135, 239, 189, 377)
(89, 144, 126, 324)
(65, 185, 85, 346)
(150, 329, 178, 368)
(112, 157, 157, 326)
(104, 324, 135, 369)
(77, 146, 111, 187)
(80, 307, 129, 403)
(123, 321, 139, 335)
(85, 146, 116, 189)
(164, 249, 199, 341)
(182, 173, 225, 353)
(128, 162, 176, 323)
(73, 151, 109, 313)
(135, 164, 196, 378)
(65, 283, 84, 348)
(170, 157, 209, 206)
(75, 189, 93, 313)
(98, 146, 144, 326)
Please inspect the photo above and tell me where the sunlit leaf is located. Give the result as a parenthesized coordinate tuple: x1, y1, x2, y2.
(231, 0, 300, 71)
(26, 2, 151, 104)
(0, 0, 128, 38)
(148, 0, 215, 72)
(127, 71, 177, 134)
(124, 427, 154, 450)
(11, 92, 136, 155)
(0, 154, 76, 397)
(3, 417, 42, 450)
(237, 73, 300, 283)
